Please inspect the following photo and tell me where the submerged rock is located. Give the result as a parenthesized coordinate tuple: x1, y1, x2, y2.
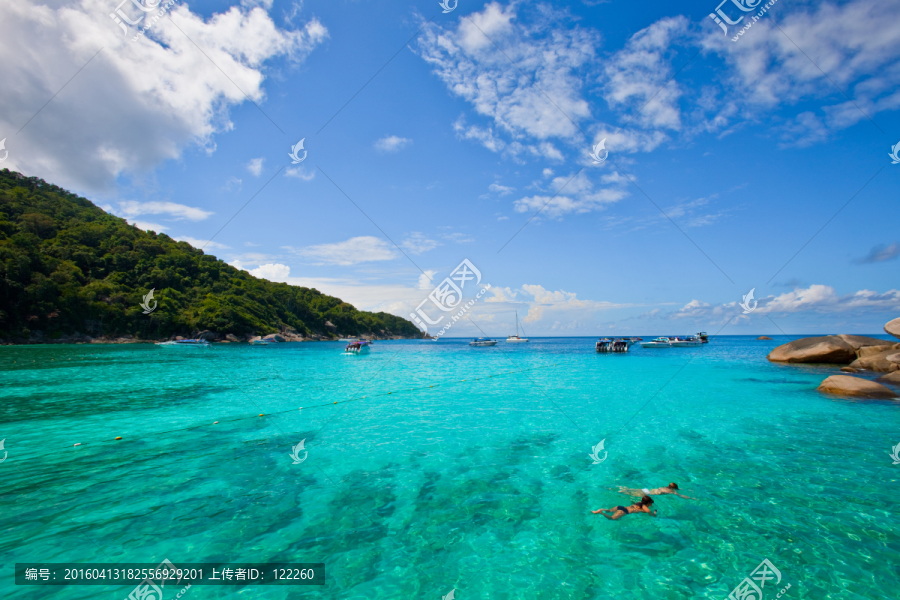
(767, 336, 856, 364)
(817, 375, 898, 399)
(877, 372, 900, 386)
(757, 336, 772, 340)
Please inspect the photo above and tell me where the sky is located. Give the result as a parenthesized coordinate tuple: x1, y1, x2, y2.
(1, 0, 899, 336)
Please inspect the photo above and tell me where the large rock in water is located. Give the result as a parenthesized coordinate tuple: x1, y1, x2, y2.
(835, 334, 895, 350)
(767, 336, 857, 364)
(817, 375, 898, 399)
(848, 345, 900, 372)
(886, 317, 900, 341)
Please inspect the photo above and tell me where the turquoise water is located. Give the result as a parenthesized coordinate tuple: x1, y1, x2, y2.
(1, 336, 898, 599)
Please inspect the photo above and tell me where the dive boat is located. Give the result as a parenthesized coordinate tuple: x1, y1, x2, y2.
(596, 338, 629, 353)
(343, 340, 370, 354)
(470, 338, 498, 347)
(670, 336, 702, 347)
(157, 339, 211, 348)
(697, 332, 709, 343)
(506, 311, 529, 342)
(640, 337, 673, 348)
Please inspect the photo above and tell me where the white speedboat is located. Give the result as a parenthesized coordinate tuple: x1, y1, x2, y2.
(640, 337, 672, 348)
(157, 339, 211, 348)
(470, 338, 498, 347)
(343, 340, 370, 354)
(670, 336, 702, 347)
(249, 338, 272, 345)
(506, 311, 529, 342)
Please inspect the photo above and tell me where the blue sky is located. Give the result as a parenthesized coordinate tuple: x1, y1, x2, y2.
(1, 0, 898, 335)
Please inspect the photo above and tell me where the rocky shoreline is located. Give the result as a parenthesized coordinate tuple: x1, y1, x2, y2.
(767, 317, 900, 399)
(0, 328, 422, 345)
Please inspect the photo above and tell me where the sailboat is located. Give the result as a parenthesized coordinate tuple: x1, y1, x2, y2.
(506, 311, 529, 342)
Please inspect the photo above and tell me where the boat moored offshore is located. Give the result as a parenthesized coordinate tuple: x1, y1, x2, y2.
(470, 338, 498, 347)
(640, 337, 673, 348)
(506, 311, 529, 342)
(596, 338, 630, 353)
(343, 340, 371, 354)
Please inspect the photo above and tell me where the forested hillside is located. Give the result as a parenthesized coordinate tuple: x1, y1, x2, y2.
(0, 169, 419, 342)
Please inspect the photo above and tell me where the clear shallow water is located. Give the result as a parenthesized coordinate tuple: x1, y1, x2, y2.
(1, 336, 898, 600)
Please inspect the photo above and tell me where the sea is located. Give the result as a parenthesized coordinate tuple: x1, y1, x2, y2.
(1, 336, 898, 600)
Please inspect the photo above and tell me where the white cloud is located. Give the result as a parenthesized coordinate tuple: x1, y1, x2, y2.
(670, 285, 900, 322)
(249, 263, 292, 281)
(290, 236, 399, 266)
(854, 242, 900, 264)
(173, 236, 231, 249)
(0, 0, 327, 192)
(241, 0, 274, 9)
(602, 17, 689, 132)
(285, 166, 315, 181)
(489, 183, 515, 195)
(442, 232, 475, 243)
(512, 170, 629, 218)
(130, 220, 168, 232)
(402, 232, 440, 255)
(418, 270, 438, 290)
(419, 2, 595, 153)
(374, 135, 412, 153)
(247, 157, 265, 176)
(116, 200, 213, 221)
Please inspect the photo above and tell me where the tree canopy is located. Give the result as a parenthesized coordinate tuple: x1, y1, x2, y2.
(0, 169, 420, 342)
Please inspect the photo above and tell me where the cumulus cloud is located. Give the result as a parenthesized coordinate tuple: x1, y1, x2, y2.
(374, 135, 412, 153)
(489, 183, 515, 195)
(289, 236, 398, 266)
(0, 0, 327, 192)
(670, 285, 900, 323)
(249, 262, 291, 281)
(285, 166, 315, 180)
(419, 2, 595, 156)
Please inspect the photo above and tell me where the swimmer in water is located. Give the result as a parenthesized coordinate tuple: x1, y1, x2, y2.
(592, 495, 657, 520)
(616, 482, 696, 500)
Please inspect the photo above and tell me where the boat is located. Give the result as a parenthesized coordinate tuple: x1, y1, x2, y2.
(506, 311, 529, 342)
(343, 340, 370, 354)
(596, 338, 629, 353)
(470, 338, 498, 347)
(640, 337, 673, 348)
(157, 339, 211, 348)
(670, 336, 702, 347)
(697, 332, 709, 343)
(249, 339, 272, 345)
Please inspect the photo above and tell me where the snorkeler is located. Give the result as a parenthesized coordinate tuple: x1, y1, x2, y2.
(592, 495, 657, 520)
(616, 482, 696, 500)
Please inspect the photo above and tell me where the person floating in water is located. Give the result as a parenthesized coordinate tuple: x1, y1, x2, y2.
(616, 482, 696, 500)
(592, 495, 657, 520)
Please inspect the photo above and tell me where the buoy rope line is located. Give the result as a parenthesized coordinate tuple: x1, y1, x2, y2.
(6, 362, 562, 462)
